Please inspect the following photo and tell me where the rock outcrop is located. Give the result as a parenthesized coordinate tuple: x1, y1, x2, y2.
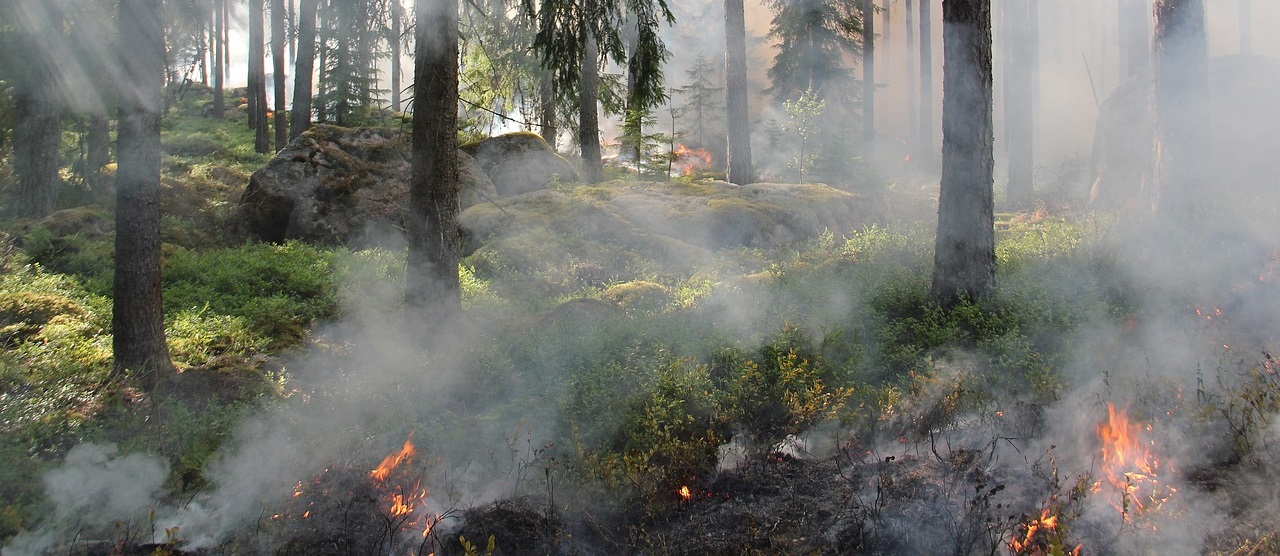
(240, 125, 497, 244)
(461, 132, 579, 197)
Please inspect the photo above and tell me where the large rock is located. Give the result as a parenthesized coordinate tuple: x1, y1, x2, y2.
(1090, 55, 1280, 208)
(461, 132, 579, 197)
(240, 125, 498, 244)
(459, 180, 871, 254)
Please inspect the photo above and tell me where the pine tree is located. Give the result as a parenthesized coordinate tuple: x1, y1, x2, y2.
(724, 0, 753, 184)
(674, 55, 723, 150)
(290, 0, 319, 139)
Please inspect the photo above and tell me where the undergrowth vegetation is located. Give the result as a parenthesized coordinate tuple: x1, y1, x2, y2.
(2, 95, 1279, 554)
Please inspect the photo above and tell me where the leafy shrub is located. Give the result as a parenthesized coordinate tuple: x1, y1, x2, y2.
(163, 242, 338, 347)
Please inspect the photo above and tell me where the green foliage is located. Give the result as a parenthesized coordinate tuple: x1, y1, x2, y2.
(163, 242, 338, 347)
(763, 0, 863, 103)
(783, 88, 825, 184)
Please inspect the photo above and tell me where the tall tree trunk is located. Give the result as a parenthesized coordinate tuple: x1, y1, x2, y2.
(114, 0, 174, 389)
(1238, 0, 1252, 55)
(223, 0, 231, 81)
(1003, 0, 1035, 205)
(213, 0, 225, 118)
(1118, 0, 1150, 78)
(86, 113, 111, 190)
(272, 0, 288, 149)
(540, 69, 557, 148)
(919, 0, 934, 163)
(624, 40, 643, 166)
(724, 0, 753, 185)
(863, 0, 875, 165)
(291, 0, 319, 140)
(1153, 0, 1208, 217)
(931, 0, 995, 306)
(288, 0, 296, 62)
(906, 0, 918, 156)
(407, 0, 462, 328)
(391, 0, 403, 112)
(200, 15, 209, 86)
(579, 34, 605, 184)
(249, 0, 271, 153)
(10, 79, 60, 218)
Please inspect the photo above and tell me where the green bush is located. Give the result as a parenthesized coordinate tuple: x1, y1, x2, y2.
(164, 242, 338, 347)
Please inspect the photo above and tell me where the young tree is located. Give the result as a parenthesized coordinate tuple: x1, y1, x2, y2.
(290, 0, 319, 139)
(407, 0, 463, 324)
(249, 0, 271, 152)
(272, 0, 288, 149)
(114, 0, 175, 388)
(674, 55, 723, 150)
(1003, 0, 1035, 204)
(620, 1, 674, 166)
(930, 0, 994, 306)
(540, 69, 557, 146)
(1153, 0, 1208, 217)
(724, 0, 753, 184)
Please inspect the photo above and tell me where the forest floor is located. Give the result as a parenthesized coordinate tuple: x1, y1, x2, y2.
(2, 99, 1279, 555)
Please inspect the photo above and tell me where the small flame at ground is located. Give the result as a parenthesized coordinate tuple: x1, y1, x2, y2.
(678, 485, 692, 501)
(673, 144, 712, 176)
(1009, 507, 1080, 556)
(371, 437, 415, 482)
(1094, 403, 1177, 523)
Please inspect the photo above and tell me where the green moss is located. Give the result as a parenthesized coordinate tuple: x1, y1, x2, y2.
(604, 281, 672, 314)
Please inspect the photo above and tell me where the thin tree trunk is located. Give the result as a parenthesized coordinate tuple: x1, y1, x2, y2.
(625, 40, 643, 167)
(223, 0, 230, 81)
(250, 0, 271, 153)
(291, 0, 319, 140)
(86, 113, 110, 189)
(1153, 0, 1208, 217)
(906, 0, 918, 157)
(1004, 0, 1034, 205)
(863, 0, 875, 165)
(724, 0, 753, 185)
(288, 0, 296, 62)
(200, 14, 209, 86)
(115, 0, 174, 389)
(10, 82, 60, 218)
(391, 0, 403, 112)
(931, 0, 995, 306)
(273, 0, 288, 149)
(407, 0, 462, 327)
(540, 69, 557, 148)
(919, 0, 934, 163)
(213, 0, 225, 119)
(579, 34, 605, 184)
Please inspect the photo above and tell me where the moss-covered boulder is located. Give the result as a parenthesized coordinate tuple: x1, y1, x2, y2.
(461, 132, 579, 197)
(239, 125, 498, 244)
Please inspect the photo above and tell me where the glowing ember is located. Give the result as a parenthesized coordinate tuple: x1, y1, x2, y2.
(673, 144, 712, 176)
(371, 437, 415, 482)
(1094, 403, 1177, 523)
(678, 485, 692, 501)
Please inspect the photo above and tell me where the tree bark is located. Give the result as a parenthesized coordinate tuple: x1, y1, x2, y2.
(1153, 0, 1208, 217)
(249, 0, 271, 153)
(906, 0, 918, 156)
(114, 0, 174, 389)
(272, 0, 288, 150)
(724, 0, 753, 185)
(1003, 0, 1034, 205)
(10, 78, 60, 218)
(391, 0, 403, 112)
(291, 0, 319, 140)
(919, 0, 934, 163)
(863, 0, 875, 165)
(540, 69, 557, 148)
(213, 0, 225, 119)
(931, 0, 995, 306)
(407, 0, 463, 327)
(579, 34, 605, 184)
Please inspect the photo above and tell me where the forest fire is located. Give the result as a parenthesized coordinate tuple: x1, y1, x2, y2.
(1008, 506, 1081, 556)
(673, 144, 712, 176)
(1094, 403, 1177, 524)
(678, 485, 692, 501)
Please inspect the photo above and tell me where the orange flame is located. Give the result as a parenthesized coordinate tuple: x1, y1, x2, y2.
(1009, 507, 1081, 556)
(1095, 403, 1177, 522)
(673, 144, 712, 176)
(678, 485, 692, 501)
(371, 438, 415, 482)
